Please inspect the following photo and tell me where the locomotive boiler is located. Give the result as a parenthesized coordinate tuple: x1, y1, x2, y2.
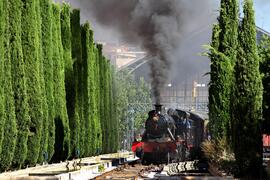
(132, 104, 205, 164)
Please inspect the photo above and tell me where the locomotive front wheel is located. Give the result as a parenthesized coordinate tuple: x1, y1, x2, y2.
(142, 152, 152, 165)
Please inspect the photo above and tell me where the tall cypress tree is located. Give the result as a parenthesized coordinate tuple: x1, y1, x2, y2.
(21, 0, 44, 166)
(88, 27, 100, 156)
(0, 0, 6, 157)
(90, 35, 100, 155)
(40, 0, 55, 162)
(103, 58, 110, 153)
(81, 23, 91, 156)
(98, 47, 105, 153)
(36, 0, 49, 164)
(70, 9, 82, 158)
(233, 0, 263, 177)
(61, 3, 75, 159)
(82, 23, 100, 156)
(258, 35, 270, 135)
(94, 46, 102, 154)
(0, 0, 17, 171)
(218, 0, 239, 56)
(51, 3, 70, 161)
(78, 26, 85, 157)
(208, 0, 238, 140)
(208, 24, 221, 138)
(9, 0, 30, 168)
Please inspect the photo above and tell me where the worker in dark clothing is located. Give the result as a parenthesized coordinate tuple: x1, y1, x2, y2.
(183, 112, 192, 142)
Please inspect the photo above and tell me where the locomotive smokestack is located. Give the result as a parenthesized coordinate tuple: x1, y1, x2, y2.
(155, 104, 162, 114)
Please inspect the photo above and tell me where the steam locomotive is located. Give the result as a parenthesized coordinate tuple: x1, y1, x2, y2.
(132, 104, 205, 164)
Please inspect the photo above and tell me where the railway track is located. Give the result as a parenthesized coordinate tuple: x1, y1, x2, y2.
(94, 159, 227, 180)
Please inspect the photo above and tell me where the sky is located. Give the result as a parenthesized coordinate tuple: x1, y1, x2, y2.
(254, 0, 270, 32)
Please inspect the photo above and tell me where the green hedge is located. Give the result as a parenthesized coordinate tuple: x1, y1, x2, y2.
(0, 0, 119, 171)
(0, 0, 7, 160)
(90, 36, 101, 155)
(21, 0, 44, 166)
(61, 3, 75, 159)
(36, 0, 49, 164)
(0, 0, 17, 171)
(70, 9, 82, 158)
(51, 3, 70, 162)
(9, 0, 30, 168)
(40, 0, 55, 162)
(97, 46, 105, 153)
(94, 46, 102, 154)
(81, 23, 94, 156)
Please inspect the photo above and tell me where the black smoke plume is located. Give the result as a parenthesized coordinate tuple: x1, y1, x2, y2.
(56, 0, 216, 104)
(78, 0, 184, 104)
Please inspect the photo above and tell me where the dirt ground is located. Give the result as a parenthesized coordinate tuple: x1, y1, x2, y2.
(95, 163, 159, 180)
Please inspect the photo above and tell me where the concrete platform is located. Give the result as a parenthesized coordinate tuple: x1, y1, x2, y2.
(0, 151, 135, 180)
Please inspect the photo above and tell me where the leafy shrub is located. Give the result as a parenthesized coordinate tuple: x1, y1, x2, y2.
(201, 138, 236, 175)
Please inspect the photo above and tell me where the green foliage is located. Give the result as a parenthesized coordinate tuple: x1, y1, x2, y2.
(258, 35, 270, 134)
(233, 0, 263, 177)
(208, 24, 221, 137)
(104, 60, 111, 153)
(208, 43, 233, 140)
(97, 45, 105, 153)
(133, 78, 152, 130)
(9, 0, 30, 168)
(97, 48, 117, 154)
(94, 46, 102, 154)
(0, 0, 126, 171)
(208, 0, 265, 177)
(218, 0, 238, 57)
(40, 0, 55, 162)
(61, 3, 75, 158)
(115, 70, 152, 150)
(21, 0, 44, 166)
(101, 56, 109, 153)
(0, 0, 17, 171)
(51, 3, 70, 162)
(84, 25, 101, 156)
(70, 9, 82, 158)
(0, 0, 7, 159)
(208, 0, 239, 141)
(36, 0, 49, 164)
(115, 71, 130, 146)
(61, 3, 73, 72)
(98, 164, 105, 172)
(81, 23, 92, 156)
